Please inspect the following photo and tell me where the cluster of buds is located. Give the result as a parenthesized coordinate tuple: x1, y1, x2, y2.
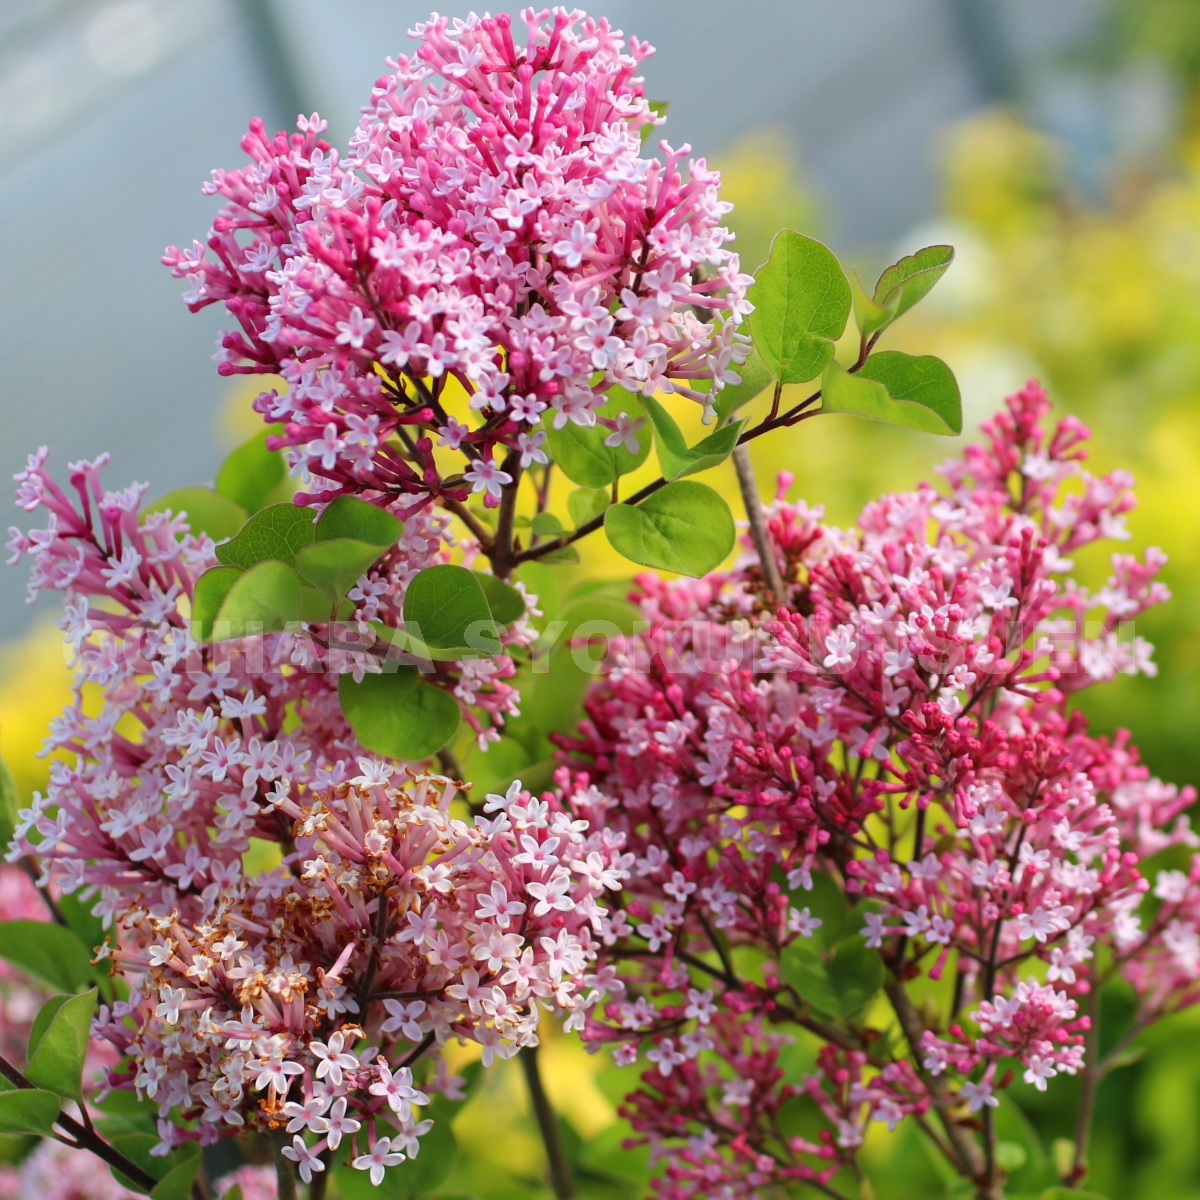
(163, 8, 750, 512)
(558, 382, 1197, 1195)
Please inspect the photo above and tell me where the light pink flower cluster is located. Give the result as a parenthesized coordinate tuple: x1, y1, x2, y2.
(3, 452, 624, 1177)
(557, 382, 1197, 1196)
(163, 8, 751, 511)
(0, 1138, 142, 1200)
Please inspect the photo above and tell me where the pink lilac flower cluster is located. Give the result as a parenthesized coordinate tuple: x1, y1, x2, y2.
(0, 1138, 142, 1200)
(163, 8, 751, 513)
(214, 1164, 277, 1199)
(557, 382, 1197, 1197)
(3, 452, 625, 1179)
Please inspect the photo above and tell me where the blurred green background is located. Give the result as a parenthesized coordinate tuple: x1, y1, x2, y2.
(4, 0, 1200, 1196)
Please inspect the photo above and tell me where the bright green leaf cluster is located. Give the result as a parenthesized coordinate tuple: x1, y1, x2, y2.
(194, 497, 403, 641)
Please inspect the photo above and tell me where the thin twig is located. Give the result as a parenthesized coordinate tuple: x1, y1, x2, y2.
(884, 983, 986, 1186)
(0, 1053, 159, 1192)
(520, 1045, 576, 1198)
(273, 1129, 298, 1200)
(731, 444, 786, 605)
(1068, 985, 1104, 1186)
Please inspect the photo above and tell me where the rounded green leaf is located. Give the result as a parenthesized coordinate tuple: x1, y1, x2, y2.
(215, 503, 316, 569)
(0, 1089, 60, 1136)
(404, 564, 499, 654)
(295, 539, 389, 600)
(203, 559, 304, 641)
(873, 244, 954, 321)
(339, 669, 461, 761)
(530, 511, 564, 536)
(641, 395, 744, 480)
(0, 756, 19, 858)
(335, 1109, 457, 1198)
(215, 428, 285, 514)
(474, 572, 526, 626)
(567, 487, 608, 529)
(850, 268, 900, 341)
(144, 487, 247, 543)
(543, 388, 650, 487)
(315, 495, 404, 546)
(25, 987, 97, 1102)
(781, 936, 884, 1018)
(747, 230, 851, 384)
(0, 921, 95, 992)
(857, 351, 962, 435)
(149, 1151, 202, 1200)
(712, 348, 774, 425)
(821, 354, 962, 436)
(603, 480, 735, 577)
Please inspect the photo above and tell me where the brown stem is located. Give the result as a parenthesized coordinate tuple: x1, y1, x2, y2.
(520, 1045, 576, 1198)
(515, 397, 824, 567)
(0, 1053, 159, 1193)
(731, 444, 786, 605)
(884, 982, 986, 1185)
(273, 1129, 298, 1200)
(1068, 985, 1103, 1186)
(441, 496, 494, 548)
(489, 452, 523, 580)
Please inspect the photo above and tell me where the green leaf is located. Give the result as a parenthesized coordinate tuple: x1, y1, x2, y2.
(850, 269, 900, 341)
(640, 99, 670, 146)
(27, 995, 69, 1059)
(334, 1109, 457, 1198)
(641, 396, 745, 481)
(543, 388, 650, 488)
(403, 564, 499, 655)
(221, 1188, 244, 1200)
(524, 646, 596, 741)
(530, 511, 564, 536)
(315, 495, 404, 546)
(513, 562, 560, 626)
(215, 503, 316, 569)
(0, 921, 94, 992)
(567, 488, 608, 529)
(821, 353, 962, 436)
(0, 757, 19, 858)
(144, 487, 247, 544)
(295, 539, 388, 600)
(873, 244, 954, 321)
(538, 544, 581, 564)
(1039, 1191, 1107, 1200)
(747, 230, 852, 383)
(107, 1132, 171, 1192)
(149, 1152, 201, 1200)
(604, 480, 735, 577)
(339, 669, 461, 761)
(792, 872, 850, 950)
(712, 348, 774, 425)
(781, 936, 884, 1018)
(57, 893, 105, 960)
(215, 428, 286, 514)
(197, 559, 304, 641)
(0, 1089, 60, 1136)
(561, 593, 640, 636)
(25, 989, 96, 1102)
(474, 572, 526, 627)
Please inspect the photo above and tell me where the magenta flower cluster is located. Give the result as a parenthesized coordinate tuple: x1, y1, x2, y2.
(163, 8, 750, 512)
(557, 383, 1196, 1197)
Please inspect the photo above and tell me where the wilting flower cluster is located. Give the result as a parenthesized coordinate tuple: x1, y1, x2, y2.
(3, 448, 625, 1178)
(163, 7, 751, 511)
(558, 382, 1198, 1197)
